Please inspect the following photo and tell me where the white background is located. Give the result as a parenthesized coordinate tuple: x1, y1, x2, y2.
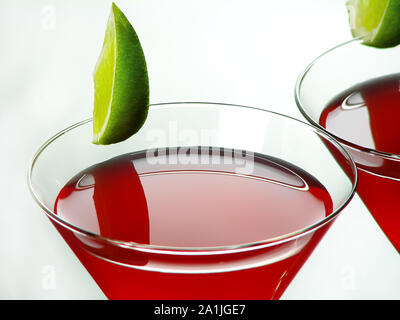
(1, 0, 399, 299)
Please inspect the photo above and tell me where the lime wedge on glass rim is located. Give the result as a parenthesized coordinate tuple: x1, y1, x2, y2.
(346, 0, 400, 48)
(93, 3, 149, 145)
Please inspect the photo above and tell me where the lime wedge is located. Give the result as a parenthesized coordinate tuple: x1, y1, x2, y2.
(346, 0, 400, 48)
(93, 3, 149, 145)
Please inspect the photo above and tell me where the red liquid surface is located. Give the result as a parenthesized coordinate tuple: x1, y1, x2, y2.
(54, 148, 333, 299)
(320, 74, 400, 252)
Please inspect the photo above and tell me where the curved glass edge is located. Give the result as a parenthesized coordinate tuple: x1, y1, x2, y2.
(27, 102, 358, 254)
(294, 38, 400, 161)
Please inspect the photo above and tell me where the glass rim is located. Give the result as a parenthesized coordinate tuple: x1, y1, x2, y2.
(295, 37, 400, 161)
(27, 102, 358, 254)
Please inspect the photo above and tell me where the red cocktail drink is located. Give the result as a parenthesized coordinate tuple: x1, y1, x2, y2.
(296, 39, 400, 253)
(320, 74, 400, 251)
(29, 103, 357, 299)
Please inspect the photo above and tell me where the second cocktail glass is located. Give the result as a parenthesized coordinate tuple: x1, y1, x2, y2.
(296, 39, 400, 253)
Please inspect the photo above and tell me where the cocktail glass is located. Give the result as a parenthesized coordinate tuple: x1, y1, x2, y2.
(28, 102, 357, 299)
(295, 39, 400, 253)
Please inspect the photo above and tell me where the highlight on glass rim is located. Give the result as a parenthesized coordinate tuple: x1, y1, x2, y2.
(0, 0, 398, 303)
